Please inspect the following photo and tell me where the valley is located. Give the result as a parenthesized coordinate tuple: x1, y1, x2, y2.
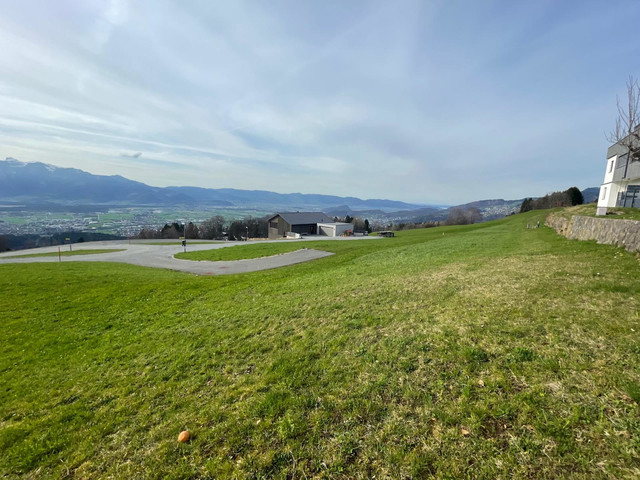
(0, 205, 271, 237)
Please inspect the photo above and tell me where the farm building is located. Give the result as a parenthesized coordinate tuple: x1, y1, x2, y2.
(267, 212, 353, 239)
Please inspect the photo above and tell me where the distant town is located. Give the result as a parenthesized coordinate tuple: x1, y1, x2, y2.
(0, 206, 270, 238)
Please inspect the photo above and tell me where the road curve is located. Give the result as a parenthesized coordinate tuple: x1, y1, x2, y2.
(0, 238, 378, 275)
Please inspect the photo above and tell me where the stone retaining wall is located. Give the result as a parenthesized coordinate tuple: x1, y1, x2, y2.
(546, 214, 640, 253)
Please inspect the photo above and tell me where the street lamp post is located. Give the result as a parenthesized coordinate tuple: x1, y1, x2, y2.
(182, 222, 187, 252)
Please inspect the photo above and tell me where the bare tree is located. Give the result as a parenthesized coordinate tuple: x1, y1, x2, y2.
(0, 235, 9, 252)
(607, 76, 640, 177)
(136, 228, 159, 239)
(161, 222, 183, 239)
(200, 215, 225, 240)
(185, 222, 199, 239)
(444, 207, 481, 226)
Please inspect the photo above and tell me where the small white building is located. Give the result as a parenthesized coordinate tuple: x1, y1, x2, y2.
(317, 222, 353, 237)
(597, 129, 640, 215)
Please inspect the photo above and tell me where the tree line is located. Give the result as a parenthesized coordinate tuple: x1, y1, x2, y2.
(137, 215, 384, 240)
(136, 216, 268, 241)
(519, 187, 584, 213)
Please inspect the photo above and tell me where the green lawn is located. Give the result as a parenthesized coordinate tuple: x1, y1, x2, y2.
(1, 210, 640, 479)
(139, 241, 222, 246)
(174, 240, 385, 261)
(556, 204, 640, 221)
(8, 249, 126, 258)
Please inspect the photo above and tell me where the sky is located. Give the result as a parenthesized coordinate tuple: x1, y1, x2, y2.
(1, 0, 639, 205)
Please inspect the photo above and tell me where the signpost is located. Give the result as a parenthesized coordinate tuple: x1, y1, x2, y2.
(66, 237, 71, 252)
(180, 236, 186, 253)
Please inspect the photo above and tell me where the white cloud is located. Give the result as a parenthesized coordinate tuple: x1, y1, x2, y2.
(0, 0, 636, 203)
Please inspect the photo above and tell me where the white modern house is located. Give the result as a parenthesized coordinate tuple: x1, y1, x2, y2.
(596, 129, 640, 215)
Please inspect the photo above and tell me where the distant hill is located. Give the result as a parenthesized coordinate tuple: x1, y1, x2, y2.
(581, 187, 599, 203)
(0, 158, 421, 211)
(0, 158, 196, 206)
(163, 186, 420, 211)
(382, 188, 597, 224)
(0, 158, 599, 223)
(383, 206, 447, 223)
(378, 199, 524, 224)
(453, 189, 598, 222)
(454, 198, 525, 221)
(324, 205, 388, 218)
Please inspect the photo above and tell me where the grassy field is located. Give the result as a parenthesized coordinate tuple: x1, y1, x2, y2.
(174, 241, 374, 261)
(1, 210, 639, 479)
(556, 204, 640, 221)
(139, 241, 222, 246)
(8, 249, 126, 258)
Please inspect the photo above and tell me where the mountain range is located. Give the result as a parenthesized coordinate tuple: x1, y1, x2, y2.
(0, 158, 599, 222)
(0, 158, 425, 212)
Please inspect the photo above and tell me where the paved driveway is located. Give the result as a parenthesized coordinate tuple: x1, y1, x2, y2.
(0, 237, 377, 275)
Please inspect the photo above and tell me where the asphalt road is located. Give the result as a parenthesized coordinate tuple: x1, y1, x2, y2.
(0, 236, 377, 275)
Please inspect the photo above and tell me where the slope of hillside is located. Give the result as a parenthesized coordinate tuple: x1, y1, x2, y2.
(1, 210, 639, 478)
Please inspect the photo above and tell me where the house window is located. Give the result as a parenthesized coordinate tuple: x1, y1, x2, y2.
(601, 187, 607, 200)
(618, 185, 640, 208)
(609, 160, 614, 173)
(617, 154, 629, 169)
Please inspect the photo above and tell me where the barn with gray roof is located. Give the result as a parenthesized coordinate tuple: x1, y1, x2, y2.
(267, 212, 353, 239)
